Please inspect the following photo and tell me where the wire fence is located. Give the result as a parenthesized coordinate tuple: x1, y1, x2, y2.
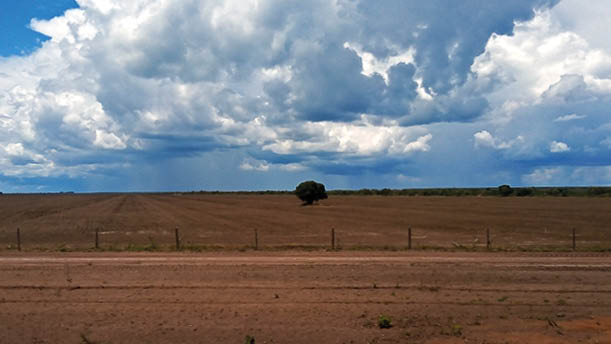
(3, 226, 609, 252)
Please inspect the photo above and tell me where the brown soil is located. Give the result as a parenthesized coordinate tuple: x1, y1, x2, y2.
(0, 251, 610, 343)
(0, 194, 610, 250)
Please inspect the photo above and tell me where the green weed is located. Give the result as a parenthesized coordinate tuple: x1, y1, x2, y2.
(451, 324, 463, 336)
(378, 315, 392, 329)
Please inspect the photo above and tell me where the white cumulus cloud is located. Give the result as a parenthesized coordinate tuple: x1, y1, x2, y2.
(549, 141, 570, 153)
(240, 158, 270, 172)
(554, 113, 586, 122)
(472, 5, 611, 117)
(474, 130, 524, 150)
(239, 158, 305, 172)
(522, 167, 562, 185)
(263, 121, 432, 157)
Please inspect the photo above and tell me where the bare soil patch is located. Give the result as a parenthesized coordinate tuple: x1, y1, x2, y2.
(0, 194, 609, 251)
(0, 251, 610, 343)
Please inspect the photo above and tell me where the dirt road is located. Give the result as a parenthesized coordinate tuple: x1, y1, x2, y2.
(1, 251, 610, 343)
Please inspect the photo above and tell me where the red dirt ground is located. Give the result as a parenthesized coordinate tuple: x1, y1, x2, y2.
(1, 194, 609, 342)
(1, 251, 610, 343)
(0, 194, 610, 250)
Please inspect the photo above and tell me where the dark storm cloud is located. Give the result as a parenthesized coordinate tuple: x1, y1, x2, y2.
(84, 0, 559, 126)
(354, 0, 560, 92)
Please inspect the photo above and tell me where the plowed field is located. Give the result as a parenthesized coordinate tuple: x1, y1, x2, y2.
(0, 194, 610, 250)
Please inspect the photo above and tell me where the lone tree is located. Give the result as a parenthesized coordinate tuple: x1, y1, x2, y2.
(295, 180, 328, 205)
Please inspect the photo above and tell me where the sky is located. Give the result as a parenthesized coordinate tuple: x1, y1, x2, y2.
(0, 0, 610, 192)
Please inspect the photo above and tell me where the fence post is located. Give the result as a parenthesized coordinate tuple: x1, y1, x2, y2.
(95, 228, 99, 249)
(175, 227, 180, 250)
(572, 228, 576, 251)
(17, 227, 21, 251)
(254, 229, 259, 250)
(331, 228, 335, 250)
(408, 227, 412, 250)
(486, 228, 491, 250)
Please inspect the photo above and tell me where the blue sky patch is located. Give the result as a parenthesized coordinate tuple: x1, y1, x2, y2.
(0, 0, 78, 56)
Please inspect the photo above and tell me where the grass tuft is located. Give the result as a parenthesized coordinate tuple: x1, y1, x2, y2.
(378, 315, 392, 329)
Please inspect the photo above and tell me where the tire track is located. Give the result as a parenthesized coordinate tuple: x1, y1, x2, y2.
(0, 254, 610, 266)
(0, 299, 608, 308)
(0, 284, 609, 294)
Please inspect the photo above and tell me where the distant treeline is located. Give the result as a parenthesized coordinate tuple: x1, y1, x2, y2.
(328, 186, 611, 197)
(188, 186, 611, 197)
(3, 186, 610, 197)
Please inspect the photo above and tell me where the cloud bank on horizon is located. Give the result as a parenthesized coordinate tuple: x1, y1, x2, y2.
(1, 0, 610, 192)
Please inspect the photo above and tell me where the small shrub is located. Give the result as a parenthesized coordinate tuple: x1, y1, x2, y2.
(145, 235, 158, 251)
(498, 184, 513, 197)
(587, 187, 608, 196)
(378, 315, 392, 329)
(244, 335, 255, 344)
(516, 187, 535, 197)
(451, 324, 463, 336)
(80, 333, 94, 344)
(550, 187, 568, 197)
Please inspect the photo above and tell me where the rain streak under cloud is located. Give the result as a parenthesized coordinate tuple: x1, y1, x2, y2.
(1, 0, 611, 192)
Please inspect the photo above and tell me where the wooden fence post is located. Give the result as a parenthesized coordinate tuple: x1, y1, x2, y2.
(95, 228, 99, 249)
(486, 228, 491, 250)
(331, 228, 335, 250)
(175, 227, 180, 250)
(17, 227, 21, 251)
(572, 228, 576, 251)
(254, 229, 259, 250)
(408, 227, 412, 250)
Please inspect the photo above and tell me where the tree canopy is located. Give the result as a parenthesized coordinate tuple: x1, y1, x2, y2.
(295, 180, 328, 205)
